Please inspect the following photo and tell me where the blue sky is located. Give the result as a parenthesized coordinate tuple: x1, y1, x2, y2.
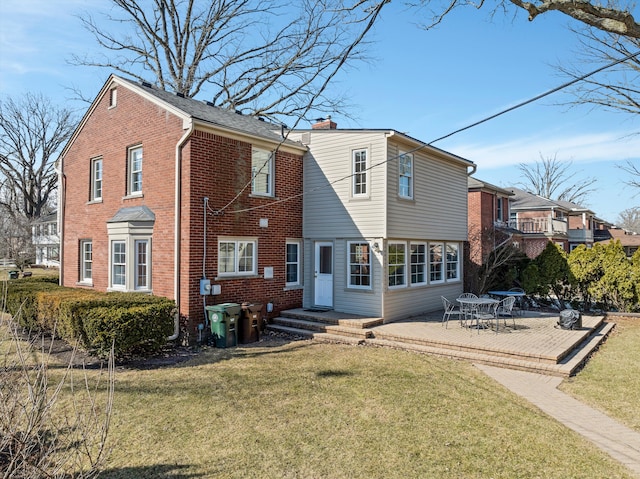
(1, 0, 639, 223)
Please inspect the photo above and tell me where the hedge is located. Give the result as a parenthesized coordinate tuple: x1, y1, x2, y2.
(3, 278, 176, 359)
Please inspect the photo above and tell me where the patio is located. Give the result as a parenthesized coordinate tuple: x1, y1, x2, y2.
(268, 308, 614, 377)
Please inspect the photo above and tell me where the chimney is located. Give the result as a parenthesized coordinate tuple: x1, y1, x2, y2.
(312, 115, 337, 130)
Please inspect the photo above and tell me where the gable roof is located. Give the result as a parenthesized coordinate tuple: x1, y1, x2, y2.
(468, 177, 513, 196)
(58, 74, 306, 163)
(508, 187, 596, 215)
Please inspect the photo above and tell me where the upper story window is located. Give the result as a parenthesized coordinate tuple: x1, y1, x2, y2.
(398, 152, 413, 199)
(91, 157, 103, 201)
(497, 197, 504, 222)
(128, 145, 143, 195)
(219, 238, 257, 276)
(348, 241, 371, 289)
(109, 88, 117, 108)
(251, 148, 273, 196)
(352, 149, 368, 197)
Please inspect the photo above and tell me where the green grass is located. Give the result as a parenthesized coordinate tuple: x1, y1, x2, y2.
(92, 341, 632, 478)
(560, 317, 640, 432)
(4, 314, 637, 479)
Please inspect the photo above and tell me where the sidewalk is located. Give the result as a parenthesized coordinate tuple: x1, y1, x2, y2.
(476, 364, 640, 478)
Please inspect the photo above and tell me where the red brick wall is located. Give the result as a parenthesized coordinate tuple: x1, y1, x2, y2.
(62, 84, 304, 342)
(467, 190, 496, 265)
(183, 130, 303, 331)
(61, 85, 182, 299)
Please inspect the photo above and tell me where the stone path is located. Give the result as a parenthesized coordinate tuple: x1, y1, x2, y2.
(476, 364, 640, 478)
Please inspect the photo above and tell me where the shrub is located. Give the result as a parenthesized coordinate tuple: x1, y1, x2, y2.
(4, 281, 176, 359)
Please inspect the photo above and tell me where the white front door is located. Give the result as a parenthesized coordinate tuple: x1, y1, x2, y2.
(314, 242, 333, 308)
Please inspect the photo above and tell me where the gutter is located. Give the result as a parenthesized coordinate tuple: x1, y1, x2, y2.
(168, 121, 194, 341)
(55, 160, 65, 286)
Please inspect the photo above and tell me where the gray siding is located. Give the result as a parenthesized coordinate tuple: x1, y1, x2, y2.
(382, 282, 463, 322)
(292, 131, 389, 239)
(386, 140, 468, 241)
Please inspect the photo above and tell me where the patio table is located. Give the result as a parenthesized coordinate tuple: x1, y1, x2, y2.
(457, 297, 499, 330)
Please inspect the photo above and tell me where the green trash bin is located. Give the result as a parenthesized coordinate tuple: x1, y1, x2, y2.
(206, 303, 241, 348)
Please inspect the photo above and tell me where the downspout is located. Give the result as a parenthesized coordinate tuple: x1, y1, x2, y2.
(55, 160, 65, 286)
(168, 121, 194, 341)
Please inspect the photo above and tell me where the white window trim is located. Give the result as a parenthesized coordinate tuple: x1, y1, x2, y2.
(347, 241, 372, 290)
(109, 87, 117, 108)
(351, 148, 369, 198)
(80, 240, 93, 284)
(111, 240, 127, 291)
(428, 242, 445, 284)
(398, 152, 413, 199)
(410, 241, 427, 286)
(251, 148, 274, 197)
(107, 219, 153, 292)
(127, 145, 143, 196)
(285, 240, 302, 287)
(218, 237, 258, 277)
(134, 239, 151, 291)
(91, 157, 103, 201)
(387, 241, 407, 289)
(446, 243, 460, 282)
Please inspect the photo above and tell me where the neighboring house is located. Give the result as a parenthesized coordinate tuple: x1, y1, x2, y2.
(596, 227, 640, 258)
(58, 75, 307, 342)
(32, 212, 60, 267)
(507, 187, 598, 257)
(507, 187, 570, 258)
(467, 177, 519, 266)
(288, 121, 476, 321)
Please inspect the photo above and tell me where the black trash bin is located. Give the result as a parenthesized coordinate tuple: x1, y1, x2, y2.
(239, 302, 263, 344)
(206, 303, 241, 348)
(8, 270, 19, 280)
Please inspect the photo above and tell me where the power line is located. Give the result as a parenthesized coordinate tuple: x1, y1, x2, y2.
(225, 49, 640, 215)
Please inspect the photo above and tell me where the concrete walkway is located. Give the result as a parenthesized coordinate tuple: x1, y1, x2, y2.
(476, 364, 640, 478)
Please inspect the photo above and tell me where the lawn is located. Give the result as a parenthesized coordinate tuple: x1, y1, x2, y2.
(92, 338, 633, 478)
(560, 316, 640, 432)
(3, 317, 637, 478)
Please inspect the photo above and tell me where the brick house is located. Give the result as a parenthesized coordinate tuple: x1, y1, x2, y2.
(57, 75, 307, 342)
(467, 177, 519, 266)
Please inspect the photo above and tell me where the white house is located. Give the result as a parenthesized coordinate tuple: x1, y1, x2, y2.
(289, 120, 476, 321)
(32, 211, 60, 267)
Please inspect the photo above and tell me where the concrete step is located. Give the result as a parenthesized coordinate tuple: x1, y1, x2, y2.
(279, 308, 383, 329)
(270, 316, 373, 339)
(266, 324, 365, 345)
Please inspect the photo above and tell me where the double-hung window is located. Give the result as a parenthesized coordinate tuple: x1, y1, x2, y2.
(128, 145, 143, 195)
(348, 242, 371, 289)
(352, 149, 368, 197)
(91, 157, 102, 201)
(446, 243, 460, 281)
(111, 241, 126, 289)
(429, 243, 444, 283)
(410, 242, 426, 285)
(219, 238, 257, 276)
(398, 152, 413, 199)
(388, 242, 406, 287)
(286, 240, 301, 286)
(80, 240, 92, 283)
(251, 148, 273, 196)
(135, 239, 150, 289)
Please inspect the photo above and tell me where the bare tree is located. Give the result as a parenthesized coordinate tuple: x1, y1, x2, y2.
(555, 28, 640, 115)
(406, 0, 640, 38)
(618, 159, 640, 193)
(0, 214, 35, 270)
(72, 0, 386, 122)
(517, 154, 597, 205)
(617, 206, 640, 232)
(0, 93, 76, 220)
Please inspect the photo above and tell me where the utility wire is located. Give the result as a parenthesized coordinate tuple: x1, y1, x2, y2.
(227, 49, 640, 215)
